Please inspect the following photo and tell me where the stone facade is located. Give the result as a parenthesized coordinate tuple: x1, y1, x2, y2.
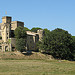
(26, 31, 39, 50)
(0, 16, 44, 52)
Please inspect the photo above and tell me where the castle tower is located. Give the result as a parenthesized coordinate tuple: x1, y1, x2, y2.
(2, 16, 11, 23)
(1, 16, 12, 42)
(37, 29, 44, 41)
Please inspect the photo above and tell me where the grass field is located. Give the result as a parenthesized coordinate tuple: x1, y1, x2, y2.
(0, 59, 75, 75)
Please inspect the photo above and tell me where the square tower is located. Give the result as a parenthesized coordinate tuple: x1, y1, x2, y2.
(2, 16, 11, 23)
(1, 16, 12, 42)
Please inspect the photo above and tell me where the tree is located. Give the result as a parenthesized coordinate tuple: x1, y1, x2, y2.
(31, 27, 42, 33)
(24, 27, 30, 31)
(43, 28, 50, 35)
(43, 28, 50, 38)
(14, 26, 27, 52)
(71, 36, 75, 60)
(15, 38, 26, 52)
(71, 36, 75, 48)
(49, 28, 73, 60)
(37, 28, 50, 52)
(39, 28, 74, 60)
(14, 26, 27, 39)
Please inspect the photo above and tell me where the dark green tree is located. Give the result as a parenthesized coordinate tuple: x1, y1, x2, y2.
(37, 28, 50, 52)
(31, 27, 42, 33)
(49, 28, 73, 60)
(24, 27, 30, 31)
(71, 36, 75, 60)
(39, 28, 74, 60)
(43, 28, 50, 35)
(14, 26, 27, 52)
(15, 38, 26, 52)
(14, 26, 27, 39)
(71, 36, 75, 48)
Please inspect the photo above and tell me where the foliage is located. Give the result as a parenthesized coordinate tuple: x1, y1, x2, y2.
(15, 38, 26, 52)
(49, 28, 73, 60)
(71, 36, 75, 50)
(38, 28, 74, 60)
(14, 26, 27, 39)
(43, 28, 50, 35)
(31, 27, 42, 33)
(71, 36, 75, 60)
(36, 41, 43, 52)
(24, 27, 30, 31)
(37, 28, 50, 52)
(8, 39, 11, 43)
(0, 36, 2, 39)
(14, 26, 27, 52)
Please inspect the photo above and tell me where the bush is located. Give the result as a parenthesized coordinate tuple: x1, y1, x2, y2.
(14, 26, 27, 52)
(38, 28, 74, 60)
(15, 38, 26, 52)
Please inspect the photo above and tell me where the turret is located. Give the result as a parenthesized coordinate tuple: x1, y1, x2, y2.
(1, 16, 12, 42)
(2, 16, 11, 23)
(37, 29, 44, 41)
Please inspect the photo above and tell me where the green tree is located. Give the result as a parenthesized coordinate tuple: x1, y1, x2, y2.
(39, 28, 74, 60)
(31, 27, 42, 33)
(71, 36, 75, 60)
(15, 38, 26, 52)
(14, 26, 27, 52)
(37, 28, 50, 52)
(24, 27, 30, 31)
(14, 26, 27, 39)
(43, 28, 50, 35)
(49, 28, 73, 60)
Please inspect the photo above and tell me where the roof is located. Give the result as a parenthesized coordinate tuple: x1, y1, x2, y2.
(26, 31, 39, 36)
(11, 21, 24, 23)
(2, 16, 11, 19)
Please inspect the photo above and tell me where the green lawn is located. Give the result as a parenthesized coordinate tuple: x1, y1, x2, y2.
(0, 60, 75, 75)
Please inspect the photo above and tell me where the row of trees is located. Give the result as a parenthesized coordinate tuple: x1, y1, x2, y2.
(24, 27, 42, 32)
(37, 28, 75, 60)
(14, 26, 75, 60)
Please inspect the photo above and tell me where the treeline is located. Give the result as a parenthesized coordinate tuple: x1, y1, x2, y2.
(14, 27, 75, 60)
(24, 27, 42, 32)
(37, 28, 75, 60)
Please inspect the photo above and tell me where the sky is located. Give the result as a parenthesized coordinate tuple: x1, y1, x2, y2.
(0, 0, 75, 36)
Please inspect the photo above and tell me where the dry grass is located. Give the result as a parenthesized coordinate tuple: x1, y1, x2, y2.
(0, 51, 53, 60)
(0, 52, 75, 75)
(0, 60, 75, 75)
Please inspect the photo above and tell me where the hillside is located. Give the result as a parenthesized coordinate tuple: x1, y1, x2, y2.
(0, 51, 53, 60)
(0, 52, 75, 75)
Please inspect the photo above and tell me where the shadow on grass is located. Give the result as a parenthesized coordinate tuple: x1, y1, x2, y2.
(22, 51, 33, 56)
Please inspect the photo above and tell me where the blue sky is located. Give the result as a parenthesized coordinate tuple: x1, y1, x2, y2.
(0, 0, 75, 36)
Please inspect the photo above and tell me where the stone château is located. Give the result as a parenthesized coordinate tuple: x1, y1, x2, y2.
(0, 16, 44, 51)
